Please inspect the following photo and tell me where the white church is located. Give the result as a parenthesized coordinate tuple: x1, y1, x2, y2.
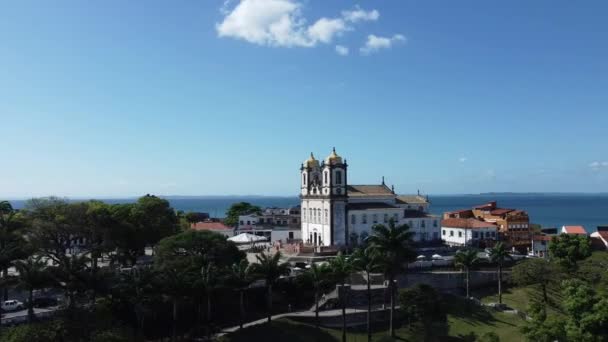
(300, 148, 441, 247)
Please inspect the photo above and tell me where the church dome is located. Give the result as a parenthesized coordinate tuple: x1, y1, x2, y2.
(303, 152, 320, 168)
(325, 148, 343, 165)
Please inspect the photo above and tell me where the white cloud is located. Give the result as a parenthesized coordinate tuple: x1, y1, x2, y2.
(307, 17, 348, 44)
(458, 157, 467, 163)
(217, 0, 380, 48)
(342, 5, 379, 23)
(335, 45, 349, 56)
(360, 34, 406, 54)
(589, 161, 608, 171)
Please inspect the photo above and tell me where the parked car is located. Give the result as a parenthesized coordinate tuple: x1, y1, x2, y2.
(1, 300, 24, 312)
(34, 297, 58, 308)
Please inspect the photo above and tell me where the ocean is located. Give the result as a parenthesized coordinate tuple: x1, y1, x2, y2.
(8, 194, 608, 232)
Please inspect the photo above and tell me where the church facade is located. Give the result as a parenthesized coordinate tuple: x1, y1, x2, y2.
(300, 149, 440, 247)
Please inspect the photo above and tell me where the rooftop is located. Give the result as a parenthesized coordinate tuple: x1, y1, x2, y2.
(191, 221, 233, 231)
(396, 195, 429, 205)
(562, 225, 587, 235)
(441, 218, 497, 229)
(347, 184, 394, 197)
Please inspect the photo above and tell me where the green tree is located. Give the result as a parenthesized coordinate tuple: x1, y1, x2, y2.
(549, 234, 592, 272)
(226, 259, 254, 330)
(249, 252, 290, 323)
(512, 258, 559, 304)
(113, 267, 159, 341)
(488, 242, 511, 304)
(351, 247, 382, 342)
(155, 230, 244, 271)
(368, 219, 416, 338)
(454, 249, 479, 299)
(521, 301, 565, 342)
(399, 284, 447, 340)
(155, 266, 195, 342)
(224, 202, 261, 227)
(328, 254, 353, 342)
(299, 262, 332, 331)
(0, 201, 27, 301)
(12, 257, 53, 323)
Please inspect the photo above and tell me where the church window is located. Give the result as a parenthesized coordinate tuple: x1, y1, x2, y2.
(362, 214, 367, 224)
(372, 214, 378, 224)
(433, 220, 438, 227)
(450, 230, 454, 237)
(324, 171, 328, 184)
(473, 232, 479, 238)
(335, 171, 342, 185)
(458, 231, 462, 237)
(351, 215, 356, 224)
(421, 220, 426, 228)
(325, 209, 328, 223)
(383, 214, 388, 223)
(442, 229, 446, 236)
(303, 173, 307, 185)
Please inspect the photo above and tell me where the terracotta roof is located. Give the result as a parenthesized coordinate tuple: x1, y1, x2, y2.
(395, 195, 428, 205)
(346, 203, 397, 210)
(562, 226, 587, 235)
(447, 209, 473, 214)
(441, 218, 497, 229)
(191, 222, 232, 231)
(474, 202, 496, 210)
(592, 231, 608, 241)
(490, 208, 514, 216)
(347, 184, 394, 197)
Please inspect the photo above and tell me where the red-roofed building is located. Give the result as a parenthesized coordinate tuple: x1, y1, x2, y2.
(444, 200, 531, 251)
(191, 221, 234, 238)
(441, 218, 497, 247)
(590, 226, 608, 250)
(561, 225, 587, 235)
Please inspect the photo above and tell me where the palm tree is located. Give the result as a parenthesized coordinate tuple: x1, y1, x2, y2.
(0, 201, 25, 301)
(156, 266, 190, 342)
(226, 259, 253, 329)
(115, 266, 157, 341)
(329, 253, 352, 342)
(351, 247, 382, 342)
(368, 219, 416, 338)
(489, 242, 511, 304)
(200, 261, 217, 326)
(302, 262, 331, 331)
(454, 249, 479, 299)
(249, 252, 290, 323)
(13, 257, 52, 323)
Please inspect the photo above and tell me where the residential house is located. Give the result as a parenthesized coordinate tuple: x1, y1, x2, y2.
(561, 225, 587, 235)
(441, 218, 497, 247)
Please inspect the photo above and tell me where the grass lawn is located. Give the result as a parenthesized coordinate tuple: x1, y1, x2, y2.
(221, 296, 527, 342)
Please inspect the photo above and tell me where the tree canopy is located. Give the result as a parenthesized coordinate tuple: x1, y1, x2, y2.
(224, 202, 261, 227)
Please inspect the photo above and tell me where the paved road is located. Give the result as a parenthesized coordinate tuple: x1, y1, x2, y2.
(1, 307, 59, 325)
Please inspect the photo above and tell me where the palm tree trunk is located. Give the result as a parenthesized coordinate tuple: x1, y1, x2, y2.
(2, 268, 8, 301)
(498, 264, 503, 304)
(315, 289, 320, 330)
(239, 289, 245, 330)
(27, 288, 35, 323)
(465, 267, 470, 298)
(367, 271, 372, 342)
(207, 292, 211, 324)
(172, 298, 178, 342)
(390, 278, 396, 338)
(341, 283, 346, 342)
(267, 284, 272, 323)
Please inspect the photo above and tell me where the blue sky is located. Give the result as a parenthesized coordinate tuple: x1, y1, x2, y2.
(1, 0, 607, 198)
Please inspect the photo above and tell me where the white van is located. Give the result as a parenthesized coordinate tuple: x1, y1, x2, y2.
(1, 300, 24, 312)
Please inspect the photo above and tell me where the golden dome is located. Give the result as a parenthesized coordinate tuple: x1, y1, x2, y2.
(325, 147, 343, 165)
(303, 152, 320, 168)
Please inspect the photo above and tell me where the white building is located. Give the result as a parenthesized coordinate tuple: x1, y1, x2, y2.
(530, 235, 552, 257)
(441, 218, 497, 247)
(300, 149, 440, 247)
(238, 214, 260, 229)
